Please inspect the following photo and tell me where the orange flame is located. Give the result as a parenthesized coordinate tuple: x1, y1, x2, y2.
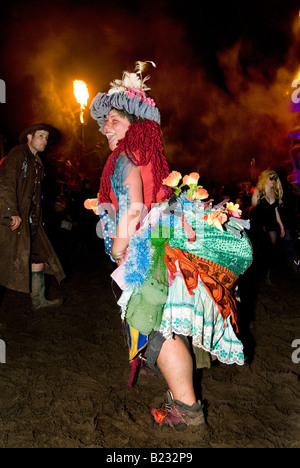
(73, 80, 89, 108)
(73, 80, 89, 124)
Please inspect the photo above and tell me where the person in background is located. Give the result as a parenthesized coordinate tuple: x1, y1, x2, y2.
(0, 124, 65, 309)
(251, 169, 285, 285)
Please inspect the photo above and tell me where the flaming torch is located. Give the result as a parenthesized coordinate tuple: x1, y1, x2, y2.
(73, 80, 89, 161)
(73, 80, 89, 125)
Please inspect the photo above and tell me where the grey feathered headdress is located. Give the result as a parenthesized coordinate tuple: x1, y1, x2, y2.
(90, 61, 161, 133)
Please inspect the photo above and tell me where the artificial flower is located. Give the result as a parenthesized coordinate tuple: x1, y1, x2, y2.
(207, 211, 228, 231)
(186, 192, 196, 201)
(163, 169, 210, 200)
(195, 188, 209, 200)
(226, 202, 242, 218)
(182, 172, 200, 187)
(84, 198, 99, 215)
(127, 89, 137, 98)
(163, 171, 182, 188)
(144, 97, 156, 106)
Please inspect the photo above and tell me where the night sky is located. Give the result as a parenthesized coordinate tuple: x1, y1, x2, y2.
(1, 0, 300, 189)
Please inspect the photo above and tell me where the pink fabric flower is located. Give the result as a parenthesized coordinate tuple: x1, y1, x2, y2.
(207, 211, 228, 231)
(183, 172, 200, 186)
(163, 171, 182, 188)
(144, 97, 156, 106)
(195, 188, 209, 200)
(225, 202, 242, 218)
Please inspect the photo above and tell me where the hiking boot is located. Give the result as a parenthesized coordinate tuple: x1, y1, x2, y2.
(151, 390, 206, 430)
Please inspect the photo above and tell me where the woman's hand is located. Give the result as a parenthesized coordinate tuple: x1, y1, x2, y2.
(280, 226, 285, 238)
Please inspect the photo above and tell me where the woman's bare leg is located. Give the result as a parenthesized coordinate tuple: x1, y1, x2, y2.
(156, 335, 196, 406)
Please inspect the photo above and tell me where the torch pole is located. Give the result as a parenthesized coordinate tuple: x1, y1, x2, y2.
(80, 115, 84, 159)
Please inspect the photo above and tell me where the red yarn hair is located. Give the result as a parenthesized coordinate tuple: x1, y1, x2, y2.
(99, 119, 172, 205)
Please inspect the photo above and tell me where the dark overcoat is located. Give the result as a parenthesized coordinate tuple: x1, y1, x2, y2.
(0, 144, 65, 293)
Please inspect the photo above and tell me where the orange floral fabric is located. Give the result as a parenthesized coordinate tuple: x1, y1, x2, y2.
(164, 244, 238, 329)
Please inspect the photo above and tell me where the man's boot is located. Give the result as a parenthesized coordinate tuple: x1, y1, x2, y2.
(31, 271, 63, 310)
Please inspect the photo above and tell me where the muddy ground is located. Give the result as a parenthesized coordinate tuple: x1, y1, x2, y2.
(0, 238, 299, 449)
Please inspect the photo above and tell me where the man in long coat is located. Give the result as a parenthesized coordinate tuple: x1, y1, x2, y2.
(0, 124, 65, 309)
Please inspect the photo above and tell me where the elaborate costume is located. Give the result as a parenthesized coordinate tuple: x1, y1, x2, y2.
(113, 176, 253, 369)
(87, 63, 253, 428)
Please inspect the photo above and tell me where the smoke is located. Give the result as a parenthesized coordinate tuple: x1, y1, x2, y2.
(1, 0, 300, 187)
(157, 14, 300, 184)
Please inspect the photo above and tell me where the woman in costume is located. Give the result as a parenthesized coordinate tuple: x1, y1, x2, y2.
(86, 62, 253, 430)
(251, 170, 285, 284)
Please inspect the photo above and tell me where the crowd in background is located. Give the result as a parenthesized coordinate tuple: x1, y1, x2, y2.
(41, 171, 300, 281)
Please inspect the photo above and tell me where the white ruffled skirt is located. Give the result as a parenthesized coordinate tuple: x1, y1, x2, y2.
(117, 264, 244, 366)
(159, 270, 244, 366)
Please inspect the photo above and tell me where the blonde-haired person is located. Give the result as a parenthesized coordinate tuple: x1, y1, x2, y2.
(252, 170, 285, 285)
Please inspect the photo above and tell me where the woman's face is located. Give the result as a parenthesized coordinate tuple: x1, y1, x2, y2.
(103, 109, 131, 151)
(266, 174, 277, 189)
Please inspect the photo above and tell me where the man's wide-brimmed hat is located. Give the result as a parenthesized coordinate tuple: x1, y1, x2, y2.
(19, 123, 60, 145)
(90, 61, 161, 134)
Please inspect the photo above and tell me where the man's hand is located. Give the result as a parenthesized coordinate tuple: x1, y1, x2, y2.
(11, 216, 22, 231)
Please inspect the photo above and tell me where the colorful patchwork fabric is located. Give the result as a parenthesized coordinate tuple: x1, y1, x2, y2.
(164, 244, 238, 329)
(160, 277, 245, 366)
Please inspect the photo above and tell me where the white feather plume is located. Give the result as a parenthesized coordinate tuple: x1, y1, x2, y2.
(109, 61, 156, 93)
(135, 61, 156, 74)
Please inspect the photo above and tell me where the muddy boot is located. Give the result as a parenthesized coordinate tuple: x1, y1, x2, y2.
(151, 390, 206, 431)
(31, 271, 63, 310)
